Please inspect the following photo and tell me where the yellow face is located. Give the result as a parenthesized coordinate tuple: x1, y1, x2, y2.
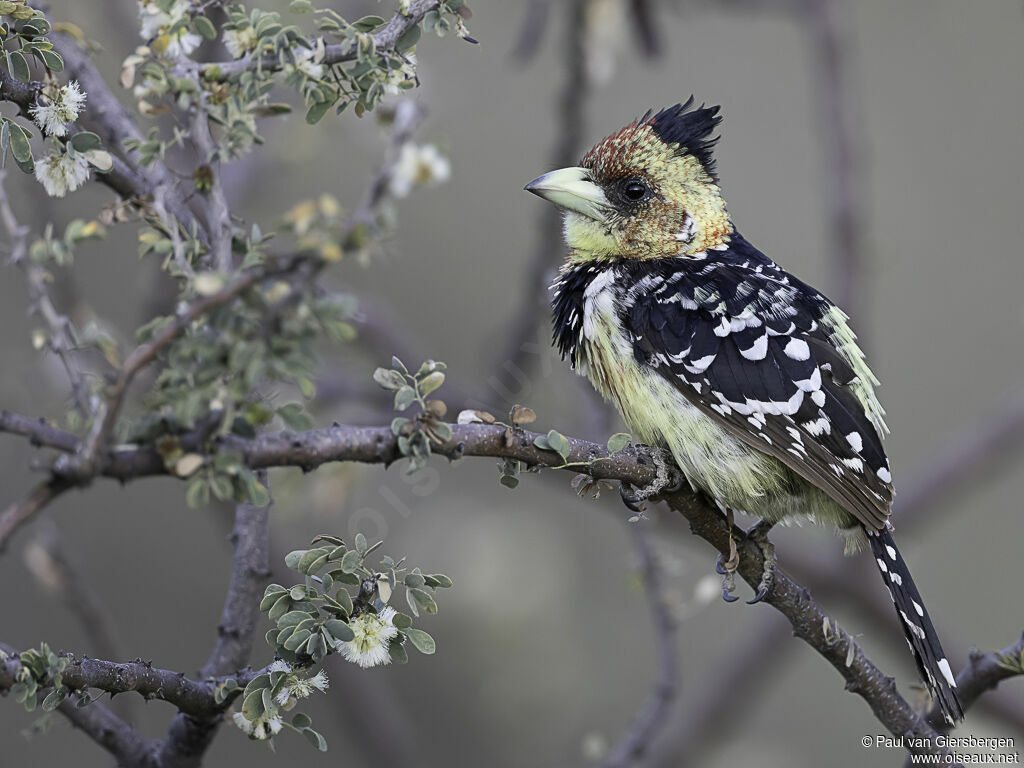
(526, 120, 732, 261)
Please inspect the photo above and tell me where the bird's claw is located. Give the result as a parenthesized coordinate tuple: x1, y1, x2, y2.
(715, 553, 739, 602)
(744, 520, 776, 605)
(619, 483, 646, 514)
(618, 450, 685, 515)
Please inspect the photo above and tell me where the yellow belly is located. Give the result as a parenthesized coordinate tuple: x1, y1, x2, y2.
(576, 295, 849, 528)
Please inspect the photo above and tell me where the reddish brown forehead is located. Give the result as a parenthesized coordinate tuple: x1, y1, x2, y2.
(580, 119, 672, 181)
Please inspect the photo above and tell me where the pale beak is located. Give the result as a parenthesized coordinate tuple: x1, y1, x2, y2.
(524, 167, 613, 222)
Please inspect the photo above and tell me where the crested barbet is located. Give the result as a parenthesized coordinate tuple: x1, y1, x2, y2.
(525, 98, 963, 723)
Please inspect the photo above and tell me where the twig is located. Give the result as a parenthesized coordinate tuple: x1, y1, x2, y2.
(599, 523, 679, 768)
(57, 696, 155, 767)
(902, 634, 1024, 767)
(156, 483, 272, 768)
(0, 644, 255, 718)
(805, 0, 863, 321)
(670, 619, 796, 767)
(494, 0, 589, 400)
(0, 409, 79, 451)
(191, 0, 443, 79)
(0, 171, 93, 415)
(0, 479, 73, 554)
(187, 95, 233, 272)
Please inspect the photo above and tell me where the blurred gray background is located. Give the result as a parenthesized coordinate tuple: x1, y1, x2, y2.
(1, 1, 1022, 766)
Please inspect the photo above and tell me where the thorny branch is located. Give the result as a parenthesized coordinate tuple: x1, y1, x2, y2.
(157, 485, 271, 768)
(0, 642, 258, 719)
(1, 415, 1019, 761)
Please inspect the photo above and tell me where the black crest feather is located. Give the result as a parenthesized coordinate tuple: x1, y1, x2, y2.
(648, 97, 722, 178)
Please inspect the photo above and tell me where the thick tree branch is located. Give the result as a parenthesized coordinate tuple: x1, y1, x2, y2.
(0, 645, 253, 719)
(157, 487, 272, 768)
(0, 418, 964, 757)
(926, 635, 1024, 732)
(57, 695, 154, 768)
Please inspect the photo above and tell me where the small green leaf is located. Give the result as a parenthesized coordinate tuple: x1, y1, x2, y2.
(396, 23, 420, 52)
(403, 627, 436, 654)
(606, 432, 631, 454)
(374, 367, 407, 390)
(298, 549, 328, 574)
(546, 430, 571, 461)
(394, 386, 416, 411)
(303, 727, 328, 751)
(305, 99, 332, 125)
(192, 15, 217, 39)
(291, 712, 313, 729)
(8, 122, 32, 163)
(324, 619, 353, 642)
(38, 48, 63, 72)
(268, 596, 291, 622)
(283, 628, 311, 652)
(428, 574, 453, 588)
(68, 131, 101, 153)
(241, 688, 264, 719)
(40, 688, 65, 712)
(278, 403, 313, 431)
(340, 549, 360, 573)
(284, 550, 306, 570)
(418, 371, 445, 396)
(392, 611, 412, 629)
(389, 640, 408, 664)
(8, 50, 30, 83)
(354, 532, 367, 555)
(351, 14, 386, 31)
(277, 610, 311, 627)
(407, 587, 437, 615)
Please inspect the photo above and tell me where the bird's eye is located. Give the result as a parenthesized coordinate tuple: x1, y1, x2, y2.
(621, 178, 649, 202)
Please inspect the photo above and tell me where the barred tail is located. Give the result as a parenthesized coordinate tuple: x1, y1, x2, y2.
(867, 527, 964, 723)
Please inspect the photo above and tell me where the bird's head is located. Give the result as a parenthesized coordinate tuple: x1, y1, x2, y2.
(525, 98, 731, 261)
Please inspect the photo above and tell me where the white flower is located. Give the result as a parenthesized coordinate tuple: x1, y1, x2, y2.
(30, 81, 87, 137)
(338, 607, 398, 668)
(164, 29, 202, 58)
(138, 0, 201, 58)
(266, 659, 292, 674)
(224, 27, 257, 59)
(273, 669, 330, 707)
(291, 47, 324, 79)
(232, 710, 284, 740)
(34, 149, 90, 198)
(388, 143, 451, 199)
(383, 53, 417, 97)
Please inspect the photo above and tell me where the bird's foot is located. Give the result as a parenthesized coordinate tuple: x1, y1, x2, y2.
(618, 448, 686, 514)
(744, 519, 777, 604)
(715, 508, 741, 602)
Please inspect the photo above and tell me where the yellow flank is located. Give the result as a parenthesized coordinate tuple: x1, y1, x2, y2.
(821, 305, 888, 435)
(577, 281, 858, 531)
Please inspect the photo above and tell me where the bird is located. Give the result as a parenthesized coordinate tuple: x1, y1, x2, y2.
(524, 97, 963, 723)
